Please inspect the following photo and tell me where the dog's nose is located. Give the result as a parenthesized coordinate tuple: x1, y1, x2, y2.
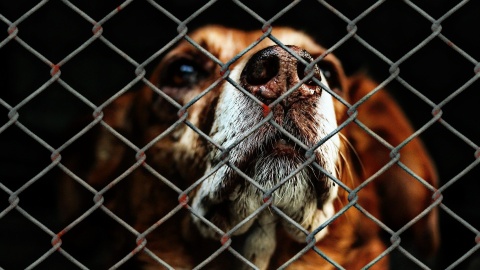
(240, 45, 322, 105)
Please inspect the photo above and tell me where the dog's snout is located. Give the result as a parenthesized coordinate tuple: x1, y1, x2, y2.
(241, 45, 322, 105)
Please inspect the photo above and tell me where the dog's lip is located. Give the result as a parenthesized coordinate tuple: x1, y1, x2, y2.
(272, 139, 292, 155)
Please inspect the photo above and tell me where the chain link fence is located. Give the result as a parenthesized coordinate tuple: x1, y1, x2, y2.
(1, 0, 479, 269)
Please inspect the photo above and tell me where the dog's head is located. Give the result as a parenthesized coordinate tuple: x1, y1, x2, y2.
(116, 26, 348, 242)
(83, 25, 439, 268)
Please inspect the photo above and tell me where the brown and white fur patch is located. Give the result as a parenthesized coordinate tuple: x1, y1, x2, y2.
(61, 25, 439, 270)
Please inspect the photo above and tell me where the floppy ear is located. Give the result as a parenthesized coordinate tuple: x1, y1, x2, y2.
(343, 74, 440, 256)
(58, 91, 137, 223)
(85, 92, 136, 186)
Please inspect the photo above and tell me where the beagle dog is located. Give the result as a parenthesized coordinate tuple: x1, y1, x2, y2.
(61, 25, 439, 269)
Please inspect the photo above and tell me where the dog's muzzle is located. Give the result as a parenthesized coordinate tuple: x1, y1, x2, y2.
(191, 44, 340, 245)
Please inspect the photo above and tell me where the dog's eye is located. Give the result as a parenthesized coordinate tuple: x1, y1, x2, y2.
(318, 60, 342, 92)
(163, 58, 205, 88)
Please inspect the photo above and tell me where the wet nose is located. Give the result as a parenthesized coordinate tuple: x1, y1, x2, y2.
(240, 45, 322, 105)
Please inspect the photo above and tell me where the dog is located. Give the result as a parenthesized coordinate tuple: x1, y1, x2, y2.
(60, 25, 440, 269)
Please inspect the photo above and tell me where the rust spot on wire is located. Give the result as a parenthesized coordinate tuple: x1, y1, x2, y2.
(93, 110, 103, 119)
(7, 25, 18, 35)
(7, 26, 16, 34)
(92, 24, 103, 36)
(136, 237, 146, 246)
(262, 195, 272, 204)
(220, 235, 230, 245)
(475, 235, 480, 244)
(129, 237, 147, 256)
(262, 24, 271, 33)
(116, 5, 122, 12)
(178, 108, 187, 118)
(51, 64, 60, 76)
(262, 104, 270, 117)
(262, 196, 269, 204)
(179, 193, 189, 207)
(432, 107, 442, 118)
(136, 151, 146, 165)
(52, 230, 66, 249)
(474, 148, 480, 159)
(51, 151, 61, 162)
(51, 236, 62, 248)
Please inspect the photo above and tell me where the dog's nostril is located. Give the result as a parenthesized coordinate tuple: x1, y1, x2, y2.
(245, 55, 279, 86)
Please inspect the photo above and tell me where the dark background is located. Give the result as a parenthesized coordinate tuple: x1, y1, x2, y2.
(0, 0, 479, 269)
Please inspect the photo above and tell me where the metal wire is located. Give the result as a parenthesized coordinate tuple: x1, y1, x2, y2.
(0, 0, 478, 269)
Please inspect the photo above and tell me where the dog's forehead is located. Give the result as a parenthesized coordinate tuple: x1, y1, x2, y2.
(188, 25, 327, 62)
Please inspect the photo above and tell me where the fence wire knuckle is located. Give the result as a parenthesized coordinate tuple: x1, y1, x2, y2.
(1, 0, 479, 269)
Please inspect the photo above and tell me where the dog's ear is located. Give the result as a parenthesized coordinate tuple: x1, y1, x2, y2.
(86, 92, 138, 186)
(343, 74, 440, 256)
(58, 91, 139, 223)
(86, 87, 158, 186)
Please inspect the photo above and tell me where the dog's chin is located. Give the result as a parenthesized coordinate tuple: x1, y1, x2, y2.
(248, 137, 337, 238)
(191, 131, 338, 243)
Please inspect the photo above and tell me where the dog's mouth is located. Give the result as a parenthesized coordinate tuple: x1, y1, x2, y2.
(241, 131, 329, 196)
(271, 137, 300, 156)
(264, 128, 309, 156)
(202, 126, 335, 240)
(232, 125, 313, 177)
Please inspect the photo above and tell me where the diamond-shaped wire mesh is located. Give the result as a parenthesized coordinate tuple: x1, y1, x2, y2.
(1, 1, 479, 269)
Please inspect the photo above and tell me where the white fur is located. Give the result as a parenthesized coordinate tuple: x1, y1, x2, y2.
(192, 58, 340, 241)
